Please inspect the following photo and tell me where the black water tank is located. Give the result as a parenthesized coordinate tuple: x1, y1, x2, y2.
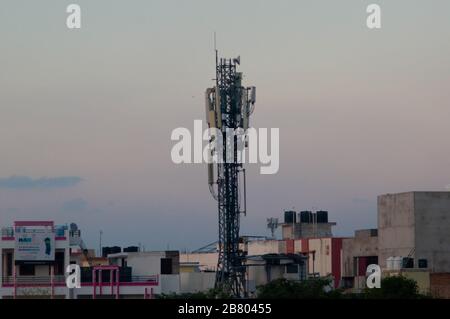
(316, 211, 329, 223)
(402, 257, 414, 269)
(284, 211, 296, 224)
(110, 246, 121, 254)
(300, 211, 312, 223)
(124, 246, 139, 253)
(102, 247, 111, 258)
(418, 259, 428, 268)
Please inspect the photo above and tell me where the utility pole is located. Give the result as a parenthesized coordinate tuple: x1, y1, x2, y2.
(99, 230, 103, 257)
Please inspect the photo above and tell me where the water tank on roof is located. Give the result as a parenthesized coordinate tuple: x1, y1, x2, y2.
(102, 247, 111, 257)
(386, 257, 394, 270)
(393, 256, 403, 270)
(402, 257, 414, 269)
(102, 246, 122, 257)
(316, 211, 329, 223)
(284, 211, 296, 224)
(300, 211, 312, 223)
(110, 246, 121, 254)
(418, 259, 428, 269)
(124, 246, 139, 253)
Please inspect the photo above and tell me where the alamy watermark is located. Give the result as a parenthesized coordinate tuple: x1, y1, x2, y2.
(366, 264, 381, 289)
(170, 120, 279, 175)
(66, 4, 81, 29)
(65, 4, 381, 30)
(66, 264, 81, 289)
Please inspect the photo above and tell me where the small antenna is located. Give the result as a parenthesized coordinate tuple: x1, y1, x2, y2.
(214, 32, 219, 85)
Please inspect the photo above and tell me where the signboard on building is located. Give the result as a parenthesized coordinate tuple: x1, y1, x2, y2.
(14, 226, 55, 263)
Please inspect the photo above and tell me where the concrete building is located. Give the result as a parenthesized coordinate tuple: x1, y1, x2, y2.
(179, 268, 215, 294)
(179, 252, 217, 293)
(0, 221, 179, 299)
(3, 192, 448, 298)
(245, 254, 308, 294)
(341, 229, 378, 290)
(378, 192, 450, 272)
(1, 221, 71, 299)
(292, 237, 346, 288)
(247, 239, 286, 256)
(340, 192, 450, 297)
(181, 236, 346, 291)
(180, 252, 218, 272)
(107, 251, 180, 297)
(281, 211, 336, 240)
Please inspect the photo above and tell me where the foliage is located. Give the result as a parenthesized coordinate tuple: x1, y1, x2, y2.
(363, 275, 426, 299)
(256, 278, 343, 299)
(158, 276, 431, 299)
(157, 291, 208, 299)
(157, 287, 234, 299)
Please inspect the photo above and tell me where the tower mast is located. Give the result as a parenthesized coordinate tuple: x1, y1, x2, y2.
(205, 53, 256, 297)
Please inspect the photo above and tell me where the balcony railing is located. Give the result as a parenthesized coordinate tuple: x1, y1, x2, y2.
(2, 275, 159, 287)
(2, 276, 66, 286)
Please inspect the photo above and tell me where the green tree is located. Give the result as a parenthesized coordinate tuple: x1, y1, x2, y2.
(257, 278, 342, 299)
(364, 275, 424, 299)
(157, 287, 234, 299)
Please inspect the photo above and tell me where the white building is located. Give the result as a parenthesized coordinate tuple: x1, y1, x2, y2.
(0, 221, 179, 299)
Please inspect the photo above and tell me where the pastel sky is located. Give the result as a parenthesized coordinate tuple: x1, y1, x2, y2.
(1, 1, 449, 251)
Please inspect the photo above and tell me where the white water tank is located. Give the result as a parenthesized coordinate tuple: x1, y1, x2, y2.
(386, 257, 394, 270)
(393, 256, 403, 270)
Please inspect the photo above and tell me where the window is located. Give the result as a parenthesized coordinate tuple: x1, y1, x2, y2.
(286, 264, 299, 274)
(6, 253, 13, 276)
(19, 264, 35, 276)
(54, 251, 65, 275)
(161, 258, 173, 275)
(367, 256, 378, 265)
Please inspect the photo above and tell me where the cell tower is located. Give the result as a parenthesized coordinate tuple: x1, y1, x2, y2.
(267, 218, 279, 239)
(205, 51, 256, 297)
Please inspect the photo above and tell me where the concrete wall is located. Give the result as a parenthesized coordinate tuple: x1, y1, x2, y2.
(342, 238, 354, 278)
(378, 192, 415, 269)
(247, 240, 284, 256)
(342, 229, 378, 277)
(402, 271, 430, 295)
(294, 239, 303, 253)
(282, 224, 333, 240)
(414, 192, 450, 272)
(109, 251, 179, 276)
(246, 259, 285, 287)
(180, 252, 217, 272)
(282, 225, 294, 240)
(160, 274, 180, 294)
(125, 252, 164, 276)
(379, 192, 450, 272)
(180, 272, 215, 293)
(308, 238, 332, 277)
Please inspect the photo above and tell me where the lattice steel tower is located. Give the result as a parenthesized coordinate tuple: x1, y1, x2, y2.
(205, 52, 256, 297)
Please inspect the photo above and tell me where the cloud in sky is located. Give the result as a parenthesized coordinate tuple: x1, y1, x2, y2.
(62, 198, 88, 213)
(0, 176, 83, 189)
